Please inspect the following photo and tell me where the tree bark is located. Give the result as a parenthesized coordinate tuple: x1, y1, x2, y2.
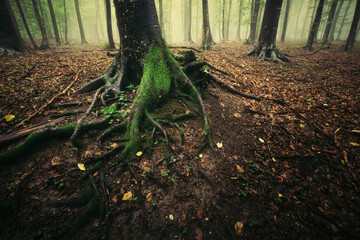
(225, 0, 232, 41)
(246, 0, 288, 62)
(336, 0, 352, 40)
(246, 0, 260, 44)
(281, 0, 290, 42)
(63, 0, 68, 44)
(201, 0, 214, 49)
(74, 0, 87, 44)
(345, 0, 360, 50)
(159, 0, 165, 38)
(301, 0, 312, 39)
(222, 0, 225, 42)
(329, 0, 344, 42)
(236, 0, 243, 41)
(15, 0, 38, 49)
(322, 0, 338, 44)
(47, 0, 61, 45)
(184, 0, 193, 43)
(105, 0, 115, 48)
(31, 0, 49, 49)
(305, 0, 324, 51)
(294, 0, 303, 39)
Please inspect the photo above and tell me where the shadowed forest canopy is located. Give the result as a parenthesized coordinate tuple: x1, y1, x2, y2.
(0, 0, 359, 239)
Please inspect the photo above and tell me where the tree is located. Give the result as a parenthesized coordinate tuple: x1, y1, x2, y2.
(74, 0, 87, 44)
(31, 0, 49, 49)
(304, 0, 325, 51)
(337, 0, 352, 40)
(281, 0, 291, 42)
(47, 0, 61, 45)
(225, 0, 232, 41)
(293, 0, 303, 39)
(301, 1, 313, 39)
(222, 0, 225, 42)
(0, 0, 25, 51)
(105, 0, 115, 49)
(344, 0, 360, 50)
(246, 0, 289, 63)
(184, 0, 193, 43)
(15, 0, 38, 49)
(236, 0, 243, 41)
(159, 0, 165, 38)
(63, 0, 68, 44)
(322, 0, 338, 45)
(329, 0, 344, 42)
(246, 0, 260, 44)
(201, 0, 214, 49)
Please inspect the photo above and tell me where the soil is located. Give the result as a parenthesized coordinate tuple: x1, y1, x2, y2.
(0, 42, 359, 240)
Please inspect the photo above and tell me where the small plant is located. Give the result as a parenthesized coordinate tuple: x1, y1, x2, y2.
(152, 199, 158, 206)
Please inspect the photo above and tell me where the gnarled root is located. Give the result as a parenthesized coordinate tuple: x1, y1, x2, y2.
(246, 46, 290, 63)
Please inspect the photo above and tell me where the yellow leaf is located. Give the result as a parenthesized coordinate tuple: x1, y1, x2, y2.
(230, 176, 238, 180)
(146, 193, 152, 202)
(169, 214, 174, 221)
(20, 172, 30, 179)
(4, 114, 15, 122)
(351, 130, 359, 133)
(216, 142, 223, 148)
(136, 151, 143, 156)
(259, 137, 265, 143)
(199, 154, 203, 158)
(233, 113, 241, 118)
(51, 156, 62, 166)
(278, 193, 283, 198)
(270, 113, 274, 118)
(350, 142, 359, 146)
(186, 110, 191, 114)
(236, 164, 244, 173)
(77, 163, 86, 171)
(234, 221, 243, 236)
(122, 191, 132, 201)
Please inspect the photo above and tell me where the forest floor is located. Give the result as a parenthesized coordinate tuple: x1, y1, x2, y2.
(0, 42, 359, 240)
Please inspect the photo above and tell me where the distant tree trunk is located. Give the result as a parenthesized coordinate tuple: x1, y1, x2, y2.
(246, 0, 289, 62)
(184, 0, 193, 43)
(344, 0, 360, 50)
(246, 0, 260, 44)
(105, 0, 115, 48)
(37, 0, 53, 39)
(281, 0, 290, 42)
(255, 0, 264, 40)
(15, 0, 38, 49)
(236, 0, 243, 41)
(322, 0, 338, 44)
(47, 0, 61, 45)
(201, 0, 214, 49)
(0, 0, 26, 51)
(63, 0, 68, 44)
(31, 0, 49, 49)
(159, 0, 165, 38)
(225, 0, 232, 41)
(294, 0, 303, 39)
(329, 0, 344, 42)
(337, 0, 351, 40)
(304, 0, 324, 50)
(222, 0, 225, 42)
(74, 0, 87, 44)
(301, 1, 312, 39)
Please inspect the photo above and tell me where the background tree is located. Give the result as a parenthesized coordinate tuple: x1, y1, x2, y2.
(47, 0, 61, 45)
(74, 0, 87, 44)
(246, 0, 289, 63)
(329, 0, 344, 42)
(31, 0, 49, 49)
(336, 0, 352, 40)
(184, 0, 193, 43)
(280, 0, 290, 42)
(236, 0, 243, 41)
(63, 0, 68, 44)
(159, 0, 165, 38)
(201, 0, 214, 49)
(304, 0, 324, 50)
(15, 0, 38, 49)
(246, 0, 260, 44)
(0, 0, 25, 51)
(344, 0, 360, 50)
(105, 0, 115, 49)
(322, 0, 338, 45)
(225, 0, 232, 41)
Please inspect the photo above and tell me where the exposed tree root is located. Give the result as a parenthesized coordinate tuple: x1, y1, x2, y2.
(246, 46, 290, 63)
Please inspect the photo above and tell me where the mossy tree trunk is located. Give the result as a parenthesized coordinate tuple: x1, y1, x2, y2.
(246, 0, 289, 63)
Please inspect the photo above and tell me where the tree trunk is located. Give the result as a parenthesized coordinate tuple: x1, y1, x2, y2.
(236, 0, 243, 41)
(201, 0, 214, 49)
(184, 0, 193, 43)
(246, 0, 288, 63)
(105, 0, 115, 48)
(345, 0, 360, 50)
(337, 0, 352, 40)
(322, 0, 338, 44)
(159, 0, 165, 38)
(31, 0, 49, 49)
(281, 0, 290, 42)
(305, 0, 324, 51)
(225, 0, 232, 41)
(294, 0, 303, 39)
(222, 0, 225, 42)
(74, 0, 87, 44)
(47, 0, 61, 45)
(301, 0, 312, 39)
(63, 0, 68, 44)
(329, 0, 344, 42)
(15, 0, 38, 49)
(246, 0, 260, 44)
(0, 0, 26, 51)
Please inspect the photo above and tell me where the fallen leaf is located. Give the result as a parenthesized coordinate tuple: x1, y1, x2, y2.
(216, 142, 223, 148)
(122, 191, 132, 200)
(4, 114, 15, 122)
(259, 138, 265, 143)
(77, 163, 86, 171)
(234, 221, 243, 236)
(112, 195, 118, 203)
(186, 110, 190, 114)
(306, 98, 312, 102)
(195, 227, 203, 240)
(234, 113, 241, 118)
(146, 193, 152, 202)
(20, 172, 30, 179)
(351, 130, 359, 133)
(51, 156, 61, 166)
(236, 164, 244, 173)
(231, 176, 238, 180)
(136, 151, 143, 156)
(169, 214, 174, 220)
(199, 153, 203, 158)
(110, 143, 119, 149)
(201, 158, 206, 168)
(278, 193, 283, 197)
(350, 142, 359, 146)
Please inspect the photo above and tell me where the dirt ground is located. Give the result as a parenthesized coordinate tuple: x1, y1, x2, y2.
(0, 42, 359, 240)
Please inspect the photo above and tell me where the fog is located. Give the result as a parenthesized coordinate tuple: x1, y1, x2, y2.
(11, 0, 359, 46)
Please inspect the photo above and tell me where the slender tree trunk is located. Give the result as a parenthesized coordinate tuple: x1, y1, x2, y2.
(337, 0, 352, 40)
(47, 0, 61, 45)
(74, 0, 87, 44)
(322, 0, 338, 44)
(294, 0, 303, 39)
(255, 0, 264, 40)
(222, 0, 225, 42)
(201, 0, 214, 49)
(301, 1, 312, 39)
(281, 0, 290, 42)
(329, 0, 344, 42)
(15, 0, 38, 49)
(345, 0, 360, 50)
(246, 0, 260, 44)
(105, 0, 115, 48)
(31, 0, 49, 49)
(159, 0, 165, 38)
(305, 0, 324, 50)
(225, 0, 232, 41)
(236, 0, 243, 41)
(184, 0, 193, 43)
(63, 0, 68, 44)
